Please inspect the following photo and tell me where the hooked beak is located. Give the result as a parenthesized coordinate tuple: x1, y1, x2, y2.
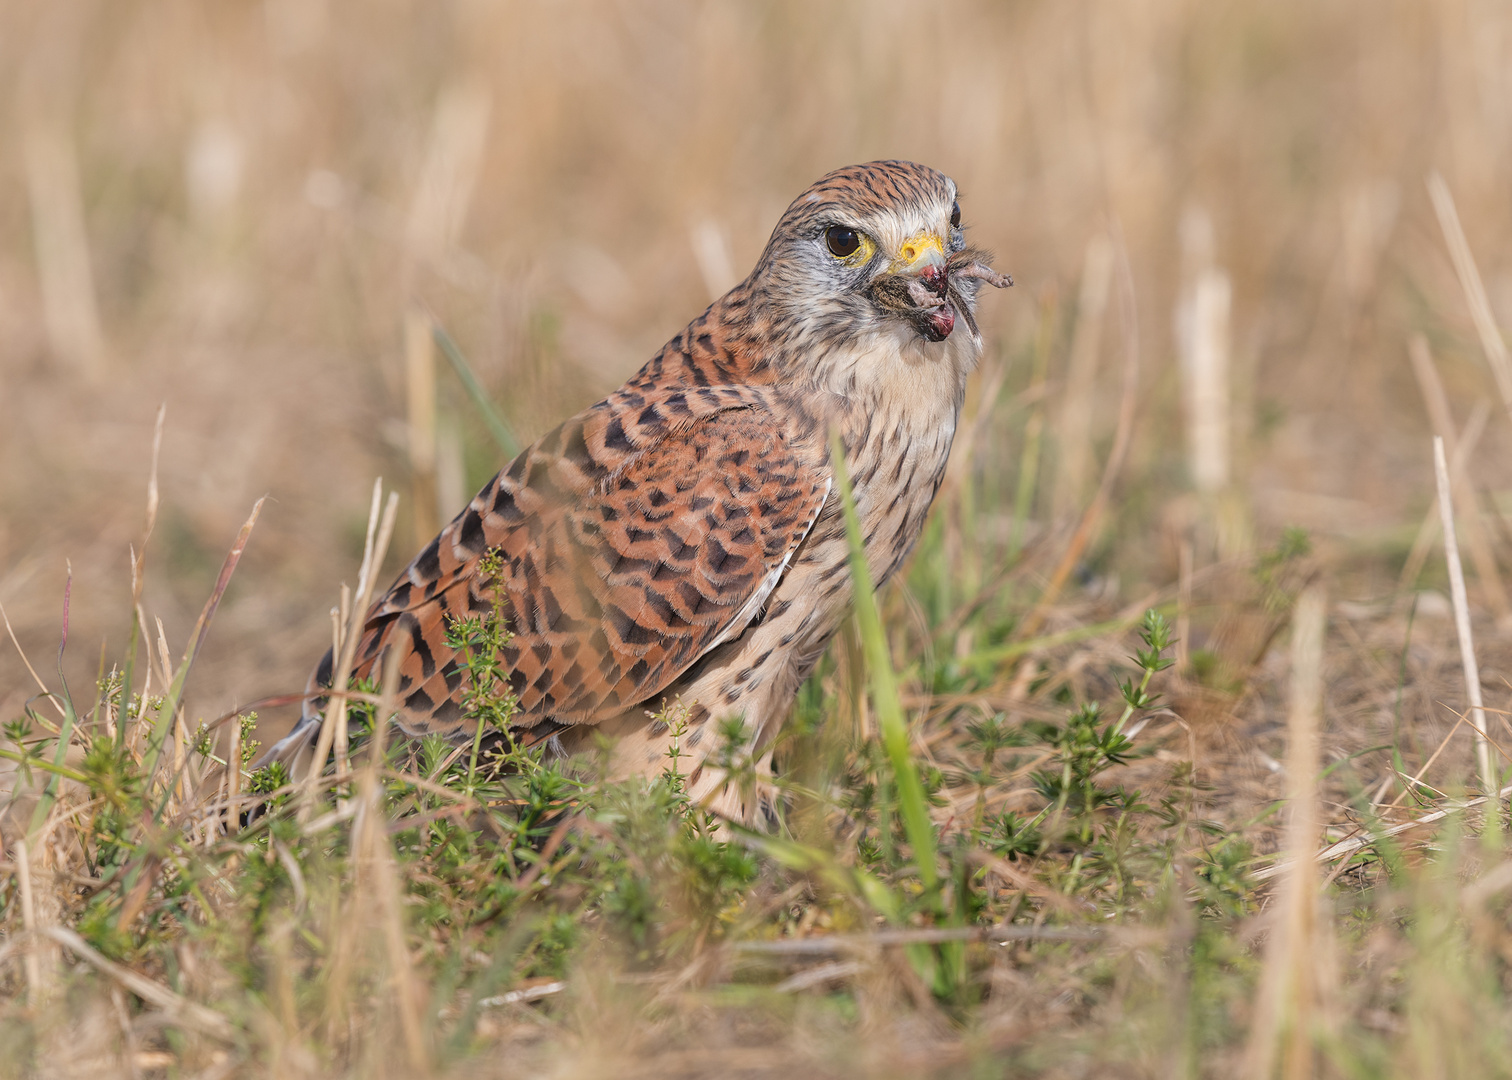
(870, 231, 957, 341)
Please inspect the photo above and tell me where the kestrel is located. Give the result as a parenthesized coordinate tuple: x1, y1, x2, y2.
(268, 161, 1010, 818)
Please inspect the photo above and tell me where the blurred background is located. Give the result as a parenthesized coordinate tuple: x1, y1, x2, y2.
(1, 0, 1510, 738)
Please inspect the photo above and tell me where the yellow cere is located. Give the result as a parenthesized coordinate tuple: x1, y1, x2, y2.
(896, 231, 945, 268)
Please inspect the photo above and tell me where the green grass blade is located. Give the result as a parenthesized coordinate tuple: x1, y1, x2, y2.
(963, 605, 1176, 668)
(828, 431, 939, 899)
(728, 823, 902, 924)
(432, 323, 521, 459)
(1, 747, 91, 786)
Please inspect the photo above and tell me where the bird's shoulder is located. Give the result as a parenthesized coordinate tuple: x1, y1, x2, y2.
(370, 309, 825, 624)
(353, 346, 832, 728)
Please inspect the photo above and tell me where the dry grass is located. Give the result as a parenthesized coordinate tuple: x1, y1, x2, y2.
(4, 1, 1512, 1076)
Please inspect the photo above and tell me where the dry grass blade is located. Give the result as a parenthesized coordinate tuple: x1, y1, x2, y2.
(772, 961, 864, 993)
(1253, 779, 1512, 882)
(304, 481, 400, 814)
(355, 768, 431, 1072)
(146, 497, 266, 784)
(1404, 336, 1507, 616)
(477, 981, 567, 1007)
(130, 404, 165, 607)
(1427, 173, 1512, 420)
(1434, 436, 1497, 802)
(20, 99, 105, 377)
(1397, 393, 1490, 595)
(1245, 584, 1328, 1079)
(732, 925, 1104, 956)
(39, 926, 235, 1041)
(14, 838, 46, 1004)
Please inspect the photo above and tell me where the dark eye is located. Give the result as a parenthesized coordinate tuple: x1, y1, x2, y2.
(825, 225, 860, 257)
(950, 201, 961, 229)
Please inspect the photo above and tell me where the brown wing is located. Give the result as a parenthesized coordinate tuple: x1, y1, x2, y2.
(344, 401, 828, 740)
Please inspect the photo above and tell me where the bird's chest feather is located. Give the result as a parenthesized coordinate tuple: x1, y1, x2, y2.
(831, 325, 978, 579)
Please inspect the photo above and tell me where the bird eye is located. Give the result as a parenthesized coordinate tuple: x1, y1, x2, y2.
(825, 225, 861, 258)
(950, 201, 961, 229)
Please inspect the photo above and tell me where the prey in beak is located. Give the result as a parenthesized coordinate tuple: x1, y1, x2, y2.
(868, 232, 1013, 343)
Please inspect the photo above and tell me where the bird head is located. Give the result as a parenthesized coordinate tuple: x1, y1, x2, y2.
(750, 161, 1011, 357)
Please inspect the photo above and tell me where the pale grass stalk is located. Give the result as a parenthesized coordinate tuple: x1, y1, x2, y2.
(114, 408, 165, 764)
(1176, 208, 1252, 562)
(358, 765, 430, 1073)
(211, 763, 228, 849)
(1406, 335, 1508, 617)
(138, 630, 152, 709)
(266, 920, 299, 1064)
(15, 837, 44, 1004)
(108, 986, 141, 1077)
(328, 642, 402, 1047)
(136, 405, 164, 587)
(1434, 436, 1499, 805)
(227, 707, 241, 808)
(1398, 399, 1488, 595)
(143, 501, 264, 793)
(21, 107, 104, 376)
(176, 711, 203, 809)
(1427, 173, 1512, 421)
(136, 611, 166, 705)
(338, 492, 400, 780)
(1267, 778, 1512, 882)
(402, 76, 490, 532)
(1244, 585, 1328, 1080)
(151, 612, 197, 810)
(405, 77, 493, 263)
(371, 642, 402, 773)
(1176, 208, 1227, 492)
(125, 406, 166, 726)
(1181, 271, 1231, 495)
(325, 649, 403, 1044)
(153, 615, 174, 691)
(333, 583, 349, 660)
(303, 481, 400, 815)
(171, 705, 185, 816)
(1379, 705, 1470, 814)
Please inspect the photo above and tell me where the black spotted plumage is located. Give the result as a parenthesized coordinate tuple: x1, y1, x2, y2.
(266, 161, 1011, 820)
